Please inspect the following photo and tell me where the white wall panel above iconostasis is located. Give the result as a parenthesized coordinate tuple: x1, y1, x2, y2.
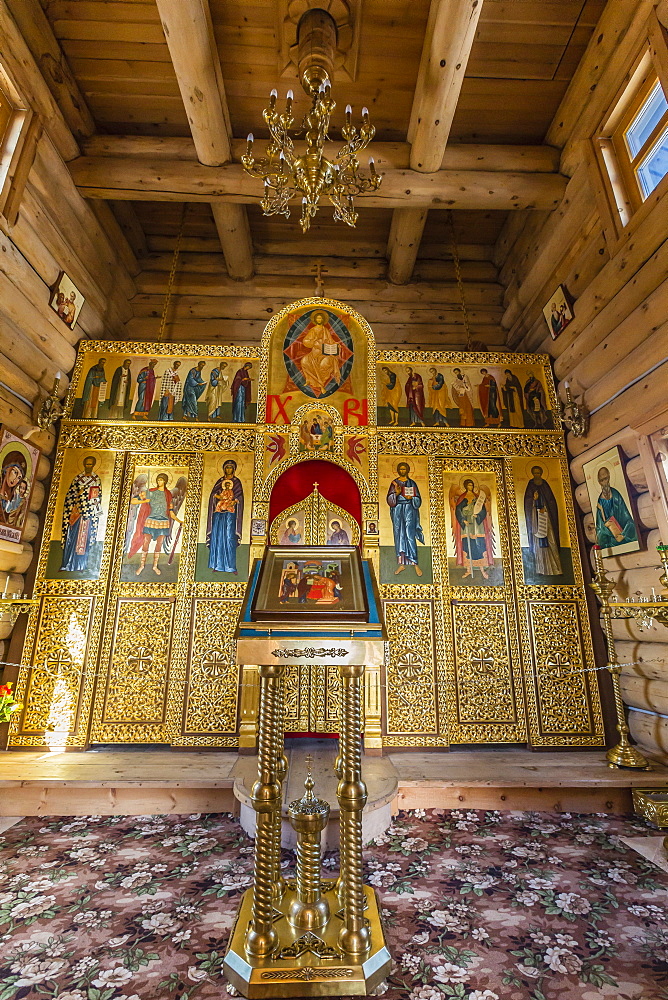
(9, 299, 604, 751)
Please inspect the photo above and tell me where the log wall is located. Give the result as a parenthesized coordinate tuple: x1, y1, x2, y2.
(0, 3, 136, 676)
(126, 251, 506, 351)
(497, 4, 668, 763)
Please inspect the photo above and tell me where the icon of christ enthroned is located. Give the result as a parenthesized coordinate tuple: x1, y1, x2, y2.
(282, 308, 355, 399)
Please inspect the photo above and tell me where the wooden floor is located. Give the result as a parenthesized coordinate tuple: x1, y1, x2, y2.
(390, 750, 668, 814)
(0, 748, 666, 817)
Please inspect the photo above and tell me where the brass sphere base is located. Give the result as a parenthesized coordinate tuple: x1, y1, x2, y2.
(223, 883, 391, 998)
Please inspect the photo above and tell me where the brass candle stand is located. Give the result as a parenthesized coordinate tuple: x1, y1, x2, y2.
(0, 598, 38, 629)
(590, 543, 668, 770)
(287, 755, 330, 931)
(224, 548, 390, 997)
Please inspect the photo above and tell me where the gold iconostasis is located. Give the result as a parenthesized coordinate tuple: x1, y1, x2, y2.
(9, 298, 604, 750)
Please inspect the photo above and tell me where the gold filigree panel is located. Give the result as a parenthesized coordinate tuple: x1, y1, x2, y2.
(59, 424, 256, 453)
(526, 602, 603, 742)
(279, 663, 341, 735)
(378, 432, 564, 458)
(384, 601, 437, 736)
(451, 603, 526, 741)
(283, 662, 309, 733)
(13, 597, 94, 738)
(93, 599, 174, 740)
(310, 663, 344, 735)
(376, 349, 554, 369)
(183, 600, 241, 735)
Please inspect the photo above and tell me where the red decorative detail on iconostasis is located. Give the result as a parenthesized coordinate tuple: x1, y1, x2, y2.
(268, 460, 361, 531)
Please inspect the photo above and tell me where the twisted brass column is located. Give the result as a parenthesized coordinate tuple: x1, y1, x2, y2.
(337, 662, 370, 955)
(245, 663, 282, 957)
(590, 546, 651, 770)
(272, 671, 288, 901)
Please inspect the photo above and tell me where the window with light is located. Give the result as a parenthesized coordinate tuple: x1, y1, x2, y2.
(598, 62, 668, 230)
(613, 75, 668, 208)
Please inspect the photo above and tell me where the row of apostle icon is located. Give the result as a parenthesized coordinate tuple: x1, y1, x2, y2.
(378, 364, 553, 429)
(70, 311, 557, 433)
(75, 356, 256, 423)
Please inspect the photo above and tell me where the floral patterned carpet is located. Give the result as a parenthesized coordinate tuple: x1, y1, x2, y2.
(0, 808, 666, 1000)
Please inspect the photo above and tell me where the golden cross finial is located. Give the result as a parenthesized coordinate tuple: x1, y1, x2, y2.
(312, 259, 328, 298)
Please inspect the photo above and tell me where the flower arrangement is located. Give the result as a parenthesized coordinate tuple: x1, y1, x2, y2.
(0, 681, 22, 723)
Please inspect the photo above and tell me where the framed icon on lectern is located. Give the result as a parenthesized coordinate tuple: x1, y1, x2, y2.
(250, 545, 368, 622)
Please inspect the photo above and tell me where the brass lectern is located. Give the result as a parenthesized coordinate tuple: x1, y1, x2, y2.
(224, 546, 391, 997)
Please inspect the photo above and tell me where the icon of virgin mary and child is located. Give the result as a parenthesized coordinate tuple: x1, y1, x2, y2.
(206, 459, 244, 573)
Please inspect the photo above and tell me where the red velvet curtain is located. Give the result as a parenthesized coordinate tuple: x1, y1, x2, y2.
(269, 460, 362, 531)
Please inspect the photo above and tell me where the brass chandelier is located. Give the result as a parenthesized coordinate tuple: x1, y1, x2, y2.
(242, 8, 381, 232)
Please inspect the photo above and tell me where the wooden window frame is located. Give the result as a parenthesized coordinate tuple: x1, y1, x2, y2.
(589, 10, 668, 253)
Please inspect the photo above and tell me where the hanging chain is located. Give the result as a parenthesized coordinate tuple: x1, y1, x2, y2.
(0, 660, 642, 683)
(158, 204, 186, 343)
(447, 209, 472, 351)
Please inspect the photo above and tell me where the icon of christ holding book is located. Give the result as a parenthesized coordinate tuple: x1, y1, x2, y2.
(386, 461, 424, 576)
(299, 311, 341, 396)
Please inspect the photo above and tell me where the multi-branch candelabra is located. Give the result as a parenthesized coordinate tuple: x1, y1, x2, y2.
(590, 541, 668, 770)
(557, 381, 589, 438)
(35, 372, 64, 431)
(241, 7, 381, 232)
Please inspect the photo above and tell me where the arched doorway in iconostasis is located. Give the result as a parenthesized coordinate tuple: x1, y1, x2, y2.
(268, 459, 362, 736)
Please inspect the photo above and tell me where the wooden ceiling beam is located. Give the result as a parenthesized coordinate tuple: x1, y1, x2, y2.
(134, 270, 503, 305)
(408, 0, 485, 171)
(387, 207, 429, 284)
(144, 236, 496, 261)
(131, 295, 504, 326)
(126, 317, 505, 349)
(388, 0, 485, 284)
(141, 252, 498, 281)
(81, 135, 561, 175)
(126, 316, 506, 347)
(154, 0, 253, 281)
(69, 157, 566, 211)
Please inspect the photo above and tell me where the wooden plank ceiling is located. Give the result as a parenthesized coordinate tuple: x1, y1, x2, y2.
(37, 0, 607, 345)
